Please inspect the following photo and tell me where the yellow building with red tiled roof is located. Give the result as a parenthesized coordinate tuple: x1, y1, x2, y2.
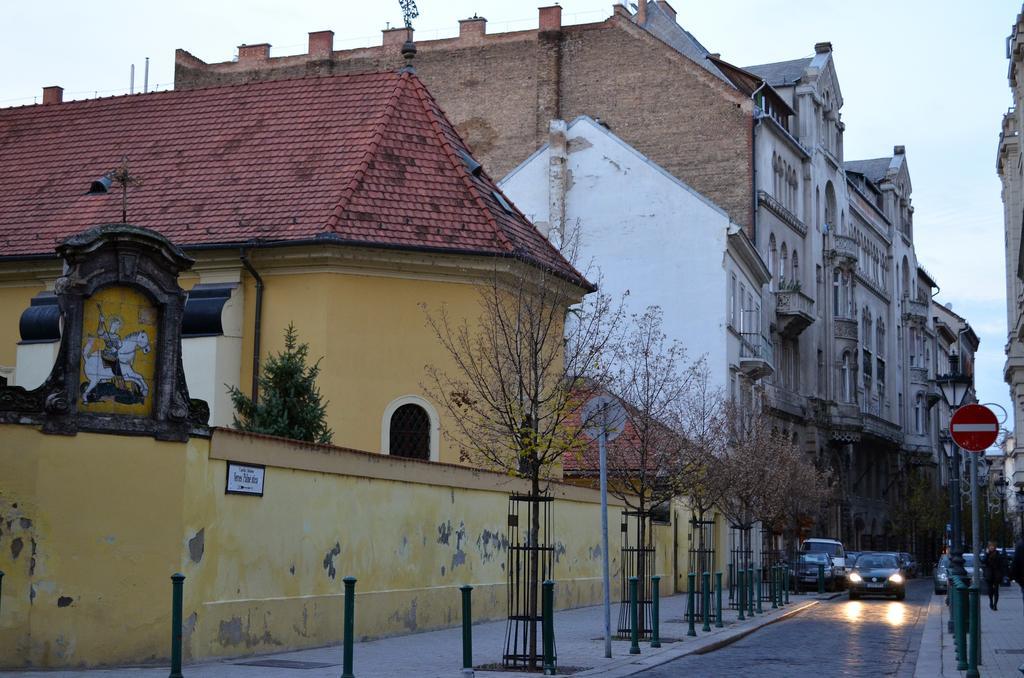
(0, 69, 588, 462)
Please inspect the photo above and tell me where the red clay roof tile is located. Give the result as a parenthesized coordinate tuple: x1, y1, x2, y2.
(0, 71, 587, 286)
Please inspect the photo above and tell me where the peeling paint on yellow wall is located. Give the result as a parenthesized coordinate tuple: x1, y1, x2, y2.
(0, 424, 675, 669)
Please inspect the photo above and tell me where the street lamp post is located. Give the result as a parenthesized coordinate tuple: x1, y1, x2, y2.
(1017, 490, 1024, 542)
(934, 353, 973, 598)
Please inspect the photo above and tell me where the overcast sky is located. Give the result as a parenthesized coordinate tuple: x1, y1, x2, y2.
(2, 0, 1018, 430)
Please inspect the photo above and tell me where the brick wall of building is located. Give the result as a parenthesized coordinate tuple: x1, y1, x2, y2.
(174, 9, 754, 229)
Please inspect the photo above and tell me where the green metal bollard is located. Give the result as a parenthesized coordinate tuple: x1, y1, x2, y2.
(0, 570, 4, 619)
(460, 585, 473, 676)
(342, 576, 357, 678)
(737, 569, 746, 621)
(783, 568, 790, 605)
(701, 572, 711, 633)
(756, 568, 764, 614)
(776, 566, 783, 607)
(714, 572, 724, 628)
(747, 567, 755, 618)
(817, 563, 825, 595)
(542, 580, 556, 676)
(955, 579, 967, 671)
(967, 583, 980, 678)
(951, 578, 961, 663)
(686, 572, 697, 637)
(651, 575, 662, 648)
(169, 573, 184, 678)
(630, 576, 642, 653)
(728, 563, 735, 608)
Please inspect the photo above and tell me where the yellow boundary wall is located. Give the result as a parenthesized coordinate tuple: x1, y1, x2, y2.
(0, 425, 675, 668)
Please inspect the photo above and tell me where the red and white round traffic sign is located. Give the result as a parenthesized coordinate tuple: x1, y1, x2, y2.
(950, 404, 999, 453)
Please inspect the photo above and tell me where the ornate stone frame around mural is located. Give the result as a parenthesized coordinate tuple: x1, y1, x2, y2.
(0, 224, 209, 441)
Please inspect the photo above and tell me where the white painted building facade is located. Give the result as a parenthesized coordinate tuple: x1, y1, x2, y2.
(501, 116, 771, 393)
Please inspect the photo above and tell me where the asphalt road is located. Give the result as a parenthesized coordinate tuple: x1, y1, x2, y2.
(638, 579, 932, 677)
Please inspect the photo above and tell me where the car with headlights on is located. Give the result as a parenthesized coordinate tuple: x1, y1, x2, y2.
(848, 552, 906, 600)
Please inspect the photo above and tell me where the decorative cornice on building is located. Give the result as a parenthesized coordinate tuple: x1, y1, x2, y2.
(757, 190, 807, 237)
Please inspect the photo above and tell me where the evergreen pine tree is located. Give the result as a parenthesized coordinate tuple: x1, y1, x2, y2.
(228, 323, 333, 444)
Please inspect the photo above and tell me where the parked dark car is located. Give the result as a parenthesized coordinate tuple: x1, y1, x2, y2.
(793, 552, 837, 592)
(848, 552, 906, 600)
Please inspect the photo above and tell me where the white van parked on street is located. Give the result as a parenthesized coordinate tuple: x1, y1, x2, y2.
(801, 538, 849, 587)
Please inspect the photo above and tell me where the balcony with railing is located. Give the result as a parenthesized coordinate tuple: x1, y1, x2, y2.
(739, 333, 774, 380)
(830, 234, 858, 264)
(774, 287, 815, 338)
(909, 365, 929, 385)
(902, 296, 929, 324)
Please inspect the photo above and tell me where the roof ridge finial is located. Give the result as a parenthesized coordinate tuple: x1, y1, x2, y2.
(398, 0, 419, 73)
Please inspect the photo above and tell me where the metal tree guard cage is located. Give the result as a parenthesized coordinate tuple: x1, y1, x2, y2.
(728, 525, 753, 609)
(759, 527, 784, 602)
(688, 514, 717, 622)
(616, 511, 655, 639)
(504, 493, 555, 668)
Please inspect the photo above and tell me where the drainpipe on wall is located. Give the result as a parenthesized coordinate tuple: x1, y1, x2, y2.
(239, 248, 264, 404)
(750, 82, 767, 244)
(548, 119, 568, 249)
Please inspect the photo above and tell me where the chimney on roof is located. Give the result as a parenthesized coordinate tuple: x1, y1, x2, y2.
(308, 30, 334, 58)
(654, 1, 677, 22)
(459, 15, 487, 40)
(709, 52, 721, 59)
(814, 41, 832, 54)
(635, 0, 647, 25)
(237, 43, 271, 63)
(42, 86, 63, 105)
(894, 145, 906, 155)
(382, 27, 408, 48)
(539, 5, 562, 32)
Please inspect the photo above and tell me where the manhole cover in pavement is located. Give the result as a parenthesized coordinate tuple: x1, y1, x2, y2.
(234, 659, 339, 668)
(995, 649, 1024, 655)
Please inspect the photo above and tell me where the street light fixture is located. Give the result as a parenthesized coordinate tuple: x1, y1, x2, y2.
(934, 351, 973, 621)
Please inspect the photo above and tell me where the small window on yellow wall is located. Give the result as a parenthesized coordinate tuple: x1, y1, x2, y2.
(389, 404, 431, 460)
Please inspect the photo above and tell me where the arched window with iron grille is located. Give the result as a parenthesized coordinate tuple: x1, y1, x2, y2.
(389, 403, 431, 460)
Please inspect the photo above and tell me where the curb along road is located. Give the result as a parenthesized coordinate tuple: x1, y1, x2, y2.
(574, 598, 822, 678)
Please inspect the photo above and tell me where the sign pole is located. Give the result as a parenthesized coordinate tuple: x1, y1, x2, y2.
(581, 394, 625, 662)
(599, 409, 612, 660)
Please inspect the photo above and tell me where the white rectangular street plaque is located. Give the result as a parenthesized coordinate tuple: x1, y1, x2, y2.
(226, 462, 265, 496)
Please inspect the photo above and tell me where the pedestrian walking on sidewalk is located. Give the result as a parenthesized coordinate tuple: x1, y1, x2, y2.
(983, 541, 1006, 610)
(1011, 538, 1024, 615)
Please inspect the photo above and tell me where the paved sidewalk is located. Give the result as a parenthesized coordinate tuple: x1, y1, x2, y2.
(915, 583, 1024, 677)
(2, 591, 828, 677)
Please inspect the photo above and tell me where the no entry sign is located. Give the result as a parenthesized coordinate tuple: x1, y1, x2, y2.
(950, 404, 999, 453)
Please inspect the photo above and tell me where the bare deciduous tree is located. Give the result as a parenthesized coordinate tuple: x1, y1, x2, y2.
(422, 257, 620, 668)
(594, 307, 694, 546)
(677, 363, 729, 568)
